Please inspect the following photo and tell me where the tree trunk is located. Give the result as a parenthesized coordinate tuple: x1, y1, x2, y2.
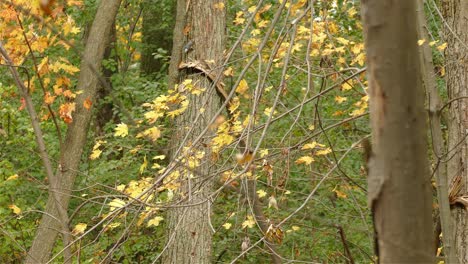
(416, 1, 457, 262)
(361, 1, 435, 262)
(162, 0, 225, 263)
(25, 1, 121, 262)
(442, 1, 468, 263)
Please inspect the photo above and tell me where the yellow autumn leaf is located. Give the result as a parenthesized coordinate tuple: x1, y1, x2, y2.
(228, 97, 240, 113)
(236, 79, 249, 94)
(90, 149, 102, 160)
(295, 156, 314, 165)
(437, 42, 447, 51)
(223, 67, 234, 76)
(242, 216, 256, 229)
(8, 204, 21, 215)
(257, 189, 267, 198)
(72, 223, 87, 235)
(347, 7, 357, 17)
(336, 37, 350, 46)
(234, 11, 245, 25)
(147, 216, 164, 227)
(223, 222, 232, 230)
(114, 123, 128, 137)
(333, 186, 347, 199)
(144, 127, 161, 142)
(335, 96, 347, 104)
(341, 82, 353, 91)
(6, 174, 18, 181)
(308, 124, 315, 131)
(108, 199, 125, 211)
(301, 142, 317, 150)
(264, 107, 277, 117)
(418, 39, 426, 46)
(139, 156, 148, 174)
(316, 148, 332, 156)
(259, 149, 269, 158)
(257, 20, 269, 28)
(153, 155, 166, 160)
(292, 225, 300, 231)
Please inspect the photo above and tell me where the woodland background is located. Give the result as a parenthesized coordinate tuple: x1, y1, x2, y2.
(0, 0, 467, 263)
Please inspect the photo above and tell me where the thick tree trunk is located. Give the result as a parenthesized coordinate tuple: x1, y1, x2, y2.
(25, 1, 121, 262)
(361, 1, 435, 262)
(162, 0, 225, 263)
(442, 1, 468, 263)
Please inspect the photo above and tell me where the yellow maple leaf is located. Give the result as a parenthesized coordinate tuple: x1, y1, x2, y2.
(236, 79, 249, 94)
(90, 149, 102, 160)
(301, 142, 318, 150)
(223, 222, 232, 230)
(316, 148, 332, 156)
(114, 123, 128, 137)
(223, 67, 234, 76)
(139, 156, 148, 174)
(242, 215, 256, 229)
(341, 82, 353, 91)
(437, 42, 447, 51)
(234, 11, 245, 25)
(257, 189, 267, 198)
(72, 223, 87, 235)
(147, 216, 164, 227)
(295, 156, 314, 165)
(108, 199, 125, 211)
(8, 204, 21, 215)
(335, 96, 347, 104)
(6, 174, 18, 181)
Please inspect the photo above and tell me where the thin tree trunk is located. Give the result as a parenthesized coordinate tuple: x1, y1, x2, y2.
(442, 1, 468, 263)
(361, 0, 435, 262)
(416, 1, 457, 263)
(162, 0, 225, 263)
(25, 1, 121, 262)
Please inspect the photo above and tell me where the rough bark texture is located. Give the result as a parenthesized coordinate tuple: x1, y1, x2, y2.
(361, 1, 435, 262)
(162, 0, 225, 263)
(417, 1, 456, 263)
(442, 1, 468, 263)
(25, 1, 121, 262)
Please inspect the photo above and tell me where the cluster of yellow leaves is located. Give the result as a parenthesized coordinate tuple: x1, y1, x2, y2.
(349, 95, 369, 117)
(296, 141, 332, 165)
(90, 140, 106, 160)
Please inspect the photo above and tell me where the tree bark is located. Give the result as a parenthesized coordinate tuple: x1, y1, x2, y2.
(25, 1, 121, 262)
(442, 1, 468, 263)
(162, 0, 225, 263)
(361, 1, 435, 262)
(416, 1, 457, 263)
